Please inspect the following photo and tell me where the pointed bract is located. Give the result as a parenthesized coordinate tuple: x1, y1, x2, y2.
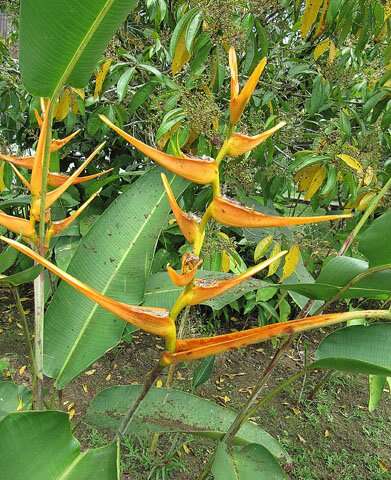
(31, 101, 51, 197)
(50, 130, 81, 152)
(0, 236, 174, 338)
(31, 143, 105, 219)
(184, 251, 286, 305)
(229, 47, 267, 125)
(226, 122, 286, 157)
(167, 253, 202, 287)
(210, 196, 352, 228)
(161, 310, 391, 364)
(0, 152, 112, 188)
(100, 115, 218, 185)
(0, 211, 36, 240)
(47, 189, 102, 239)
(10, 164, 31, 190)
(161, 173, 200, 243)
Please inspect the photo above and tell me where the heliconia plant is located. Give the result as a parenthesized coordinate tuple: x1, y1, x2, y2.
(1, 46, 358, 374)
(1, 1, 391, 477)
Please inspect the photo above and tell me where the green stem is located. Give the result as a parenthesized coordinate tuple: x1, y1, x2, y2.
(117, 362, 164, 438)
(34, 100, 54, 409)
(313, 263, 391, 316)
(11, 286, 38, 405)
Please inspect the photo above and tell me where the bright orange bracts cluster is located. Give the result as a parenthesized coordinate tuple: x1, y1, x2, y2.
(1, 47, 357, 369)
(0, 104, 111, 248)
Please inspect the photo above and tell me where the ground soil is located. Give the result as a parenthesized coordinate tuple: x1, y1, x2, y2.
(1, 285, 390, 479)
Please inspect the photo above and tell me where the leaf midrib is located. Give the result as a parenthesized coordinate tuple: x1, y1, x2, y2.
(55, 176, 175, 385)
(51, 0, 115, 99)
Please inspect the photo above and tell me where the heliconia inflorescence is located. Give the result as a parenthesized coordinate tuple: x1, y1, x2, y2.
(2, 47, 358, 367)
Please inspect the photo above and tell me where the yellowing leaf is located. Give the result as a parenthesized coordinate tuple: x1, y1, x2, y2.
(254, 235, 273, 262)
(280, 244, 301, 282)
(314, 38, 331, 60)
(328, 40, 337, 64)
(357, 191, 377, 212)
(0, 162, 5, 192)
(337, 153, 363, 171)
(156, 378, 163, 388)
(301, 0, 324, 38)
(294, 164, 320, 192)
(221, 251, 231, 273)
(304, 165, 327, 200)
(94, 59, 112, 99)
(55, 88, 71, 121)
(267, 242, 282, 277)
(362, 166, 375, 186)
(17, 398, 24, 411)
(19, 365, 27, 376)
(172, 31, 191, 75)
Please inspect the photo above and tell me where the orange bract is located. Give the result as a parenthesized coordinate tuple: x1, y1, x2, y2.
(226, 122, 286, 157)
(100, 115, 219, 185)
(0, 211, 36, 240)
(1, 236, 174, 338)
(229, 47, 267, 125)
(161, 310, 387, 364)
(183, 251, 286, 305)
(210, 196, 352, 228)
(161, 173, 200, 244)
(167, 253, 202, 287)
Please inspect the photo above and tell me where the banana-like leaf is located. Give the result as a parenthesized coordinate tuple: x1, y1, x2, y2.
(20, 0, 137, 97)
(0, 382, 31, 420)
(312, 324, 391, 376)
(44, 169, 187, 388)
(212, 442, 287, 480)
(281, 256, 391, 300)
(0, 411, 118, 480)
(86, 386, 290, 462)
(0, 265, 42, 287)
(359, 210, 391, 267)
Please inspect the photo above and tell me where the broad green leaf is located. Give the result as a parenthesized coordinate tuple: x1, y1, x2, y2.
(20, 0, 137, 97)
(212, 442, 287, 480)
(281, 256, 391, 300)
(359, 210, 391, 267)
(0, 243, 18, 274)
(116, 67, 135, 102)
(86, 386, 290, 461)
(0, 265, 42, 287)
(192, 356, 215, 390)
(312, 324, 391, 376)
(143, 271, 264, 310)
(368, 375, 386, 412)
(0, 411, 118, 480)
(0, 382, 31, 419)
(44, 169, 187, 388)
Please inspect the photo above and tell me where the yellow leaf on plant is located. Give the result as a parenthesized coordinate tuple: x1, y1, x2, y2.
(337, 154, 363, 171)
(172, 31, 190, 75)
(182, 443, 191, 455)
(267, 242, 282, 277)
(280, 244, 301, 282)
(254, 235, 273, 262)
(362, 166, 374, 186)
(301, 0, 324, 38)
(0, 162, 5, 192)
(82, 384, 88, 394)
(68, 408, 76, 420)
(94, 59, 112, 99)
(221, 250, 231, 273)
(156, 378, 163, 388)
(314, 38, 330, 60)
(19, 365, 27, 376)
(304, 165, 326, 200)
(294, 164, 320, 192)
(55, 88, 71, 121)
(328, 40, 337, 64)
(357, 191, 376, 212)
(17, 398, 24, 411)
